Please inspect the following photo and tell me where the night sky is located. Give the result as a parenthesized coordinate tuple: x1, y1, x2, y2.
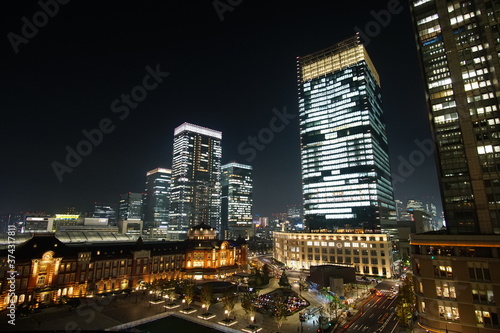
(1, 0, 443, 216)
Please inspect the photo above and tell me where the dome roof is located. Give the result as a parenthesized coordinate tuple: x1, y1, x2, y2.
(187, 223, 217, 240)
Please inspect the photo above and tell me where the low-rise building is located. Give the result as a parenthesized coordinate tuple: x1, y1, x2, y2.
(273, 231, 393, 278)
(410, 232, 500, 333)
(0, 223, 247, 311)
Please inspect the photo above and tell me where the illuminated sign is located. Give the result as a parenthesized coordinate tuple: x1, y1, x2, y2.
(55, 214, 80, 220)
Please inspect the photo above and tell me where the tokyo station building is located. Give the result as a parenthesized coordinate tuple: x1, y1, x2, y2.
(0, 223, 247, 310)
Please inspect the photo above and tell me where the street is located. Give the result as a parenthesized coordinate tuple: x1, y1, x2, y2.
(343, 280, 400, 333)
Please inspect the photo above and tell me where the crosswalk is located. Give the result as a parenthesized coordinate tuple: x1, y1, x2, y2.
(377, 289, 397, 296)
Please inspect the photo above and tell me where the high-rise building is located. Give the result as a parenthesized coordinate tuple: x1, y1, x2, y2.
(118, 192, 143, 221)
(221, 162, 253, 239)
(92, 202, 117, 225)
(169, 123, 222, 233)
(410, 1, 500, 332)
(143, 168, 171, 229)
(297, 35, 396, 233)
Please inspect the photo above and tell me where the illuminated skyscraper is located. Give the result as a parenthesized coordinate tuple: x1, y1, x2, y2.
(297, 35, 395, 233)
(143, 168, 171, 229)
(92, 202, 117, 225)
(118, 192, 143, 221)
(410, 1, 500, 332)
(169, 123, 222, 232)
(221, 162, 253, 239)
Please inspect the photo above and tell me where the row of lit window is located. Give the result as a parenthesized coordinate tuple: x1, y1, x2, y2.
(305, 196, 376, 204)
(464, 79, 492, 91)
(302, 151, 374, 166)
(301, 106, 368, 124)
(477, 145, 500, 154)
(302, 109, 366, 128)
(302, 144, 373, 161)
(306, 202, 371, 212)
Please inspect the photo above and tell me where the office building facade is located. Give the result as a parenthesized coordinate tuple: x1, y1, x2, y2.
(410, 0, 500, 332)
(297, 35, 395, 233)
(169, 123, 222, 233)
(92, 203, 117, 225)
(118, 193, 143, 221)
(143, 168, 171, 229)
(221, 162, 253, 239)
(273, 231, 392, 278)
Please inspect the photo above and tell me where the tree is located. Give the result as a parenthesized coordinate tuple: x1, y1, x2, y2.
(222, 290, 237, 317)
(200, 284, 213, 314)
(324, 294, 341, 321)
(273, 295, 288, 332)
(396, 273, 416, 328)
(241, 290, 259, 324)
(181, 278, 195, 309)
(278, 270, 291, 288)
(262, 264, 270, 284)
(163, 280, 177, 303)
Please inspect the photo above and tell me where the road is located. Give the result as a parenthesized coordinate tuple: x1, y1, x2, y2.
(343, 280, 400, 333)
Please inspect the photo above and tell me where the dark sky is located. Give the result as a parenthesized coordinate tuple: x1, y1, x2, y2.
(1, 0, 443, 216)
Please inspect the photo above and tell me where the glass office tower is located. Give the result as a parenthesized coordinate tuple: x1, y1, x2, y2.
(298, 35, 395, 233)
(410, 1, 500, 332)
(221, 162, 253, 239)
(169, 123, 222, 232)
(143, 168, 171, 229)
(118, 192, 143, 221)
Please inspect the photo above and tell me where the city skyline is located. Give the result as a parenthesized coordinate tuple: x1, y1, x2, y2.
(2, 1, 443, 217)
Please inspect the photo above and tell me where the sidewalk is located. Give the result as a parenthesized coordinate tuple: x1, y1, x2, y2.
(0, 280, 322, 333)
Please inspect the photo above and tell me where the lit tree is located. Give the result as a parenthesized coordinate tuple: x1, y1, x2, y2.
(324, 294, 342, 321)
(241, 290, 259, 324)
(181, 278, 195, 309)
(161, 279, 177, 304)
(200, 284, 213, 314)
(396, 273, 416, 329)
(222, 290, 237, 317)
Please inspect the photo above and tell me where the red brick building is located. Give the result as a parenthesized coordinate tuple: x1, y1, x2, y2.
(0, 225, 247, 310)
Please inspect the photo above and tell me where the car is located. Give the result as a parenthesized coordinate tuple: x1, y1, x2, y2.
(387, 295, 394, 300)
